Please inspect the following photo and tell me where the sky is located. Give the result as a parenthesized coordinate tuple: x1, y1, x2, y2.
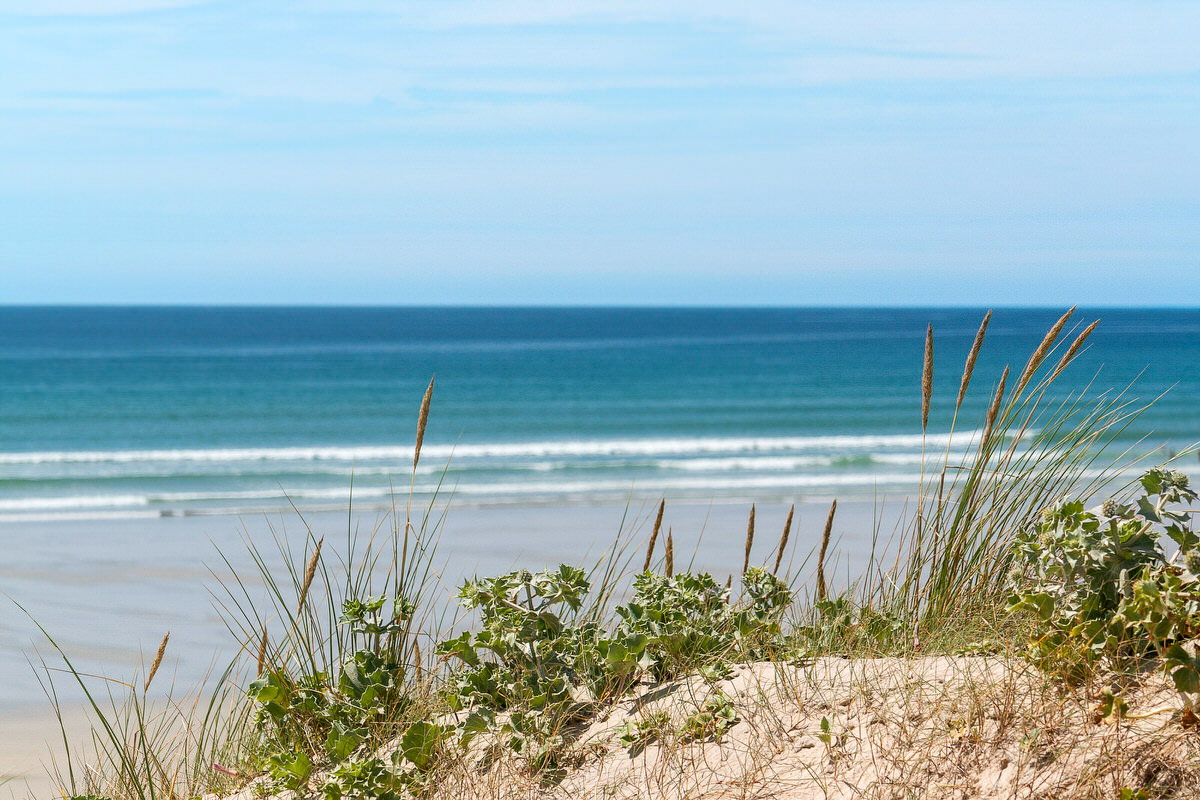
(1, 1, 1198, 305)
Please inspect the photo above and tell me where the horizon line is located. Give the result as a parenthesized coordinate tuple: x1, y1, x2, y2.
(0, 302, 1180, 311)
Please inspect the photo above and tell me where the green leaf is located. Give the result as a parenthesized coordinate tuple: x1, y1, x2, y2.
(249, 673, 286, 705)
(1137, 496, 1161, 523)
(435, 631, 480, 667)
(326, 723, 364, 760)
(400, 721, 445, 771)
(268, 751, 312, 789)
(1172, 665, 1200, 694)
(1164, 524, 1200, 551)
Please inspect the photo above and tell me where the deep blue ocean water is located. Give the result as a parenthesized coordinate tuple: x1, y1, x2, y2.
(1, 306, 1198, 520)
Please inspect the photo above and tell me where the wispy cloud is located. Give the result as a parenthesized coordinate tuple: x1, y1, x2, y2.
(27, 87, 221, 100)
(0, 0, 201, 15)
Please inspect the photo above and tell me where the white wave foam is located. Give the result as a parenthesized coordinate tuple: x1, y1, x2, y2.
(450, 473, 927, 494)
(655, 453, 974, 471)
(0, 510, 162, 523)
(0, 431, 986, 466)
(0, 462, 1139, 521)
(0, 494, 150, 511)
(0, 472, 926, 515)
(655, 456, 838, 471)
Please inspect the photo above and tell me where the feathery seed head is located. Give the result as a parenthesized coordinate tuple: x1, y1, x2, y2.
(921, 324, 934, 432)
(957, 310, 991, 410)
(144, 631, 170, 692)
(413, 376, 435, 471)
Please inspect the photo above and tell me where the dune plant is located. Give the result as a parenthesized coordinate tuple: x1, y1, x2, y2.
(855, 309, 1156, 640)
(32, 378, 450, 800)
(436, 565, 634, 770)
(26, 622, 250, 800)
(1009, 467, 1200, 710)
(434, 561, 791, 771)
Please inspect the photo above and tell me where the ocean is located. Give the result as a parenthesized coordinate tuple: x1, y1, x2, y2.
(2, 306, 1196, 522)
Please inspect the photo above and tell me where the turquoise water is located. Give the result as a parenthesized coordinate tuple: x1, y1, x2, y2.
(1, 307, 1198, 520)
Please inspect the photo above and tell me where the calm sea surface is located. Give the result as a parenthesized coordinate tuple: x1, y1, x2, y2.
(1, 306, 1198, 521)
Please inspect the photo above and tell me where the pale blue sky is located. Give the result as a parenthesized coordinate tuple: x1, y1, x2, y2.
(2, 1, 1198, 305)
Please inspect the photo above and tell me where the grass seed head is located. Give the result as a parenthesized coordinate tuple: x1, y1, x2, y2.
(957, 310, 991, 410)
(743, 504, 755, 574)
(922, 323, 934, 432)
(414, 376, 435, 471)
(817, 500, 836, 603)
(1048, 318, 1099, 383)
(774, 504, 795, 575)
(665, 529, 674, 578)
(643, 499, 665, 572)
(297, 537, 324, 615)
(256, 629, 268, 677)
(1015, 306, 1074, 396)
(982, 366, 1009, 448)
(144, 631, 170, 693)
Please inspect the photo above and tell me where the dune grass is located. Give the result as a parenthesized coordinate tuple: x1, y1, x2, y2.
(22, 308, 1198, 800)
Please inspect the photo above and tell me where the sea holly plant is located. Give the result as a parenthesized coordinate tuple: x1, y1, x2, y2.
(615, 572, 730, 682)
(437, 566, 645, 770)
(678, 691, 739, 744)
(340, 594, 415, 642)
(1008, 467, 1200, 707)
(1136, 467, 1200, 552)
(614, 568, 792, 682)
(436, 563, 795, 771)
(246, 593, 423, 791)
(734, 567, 795, 653)
(317, 724, 449, 800)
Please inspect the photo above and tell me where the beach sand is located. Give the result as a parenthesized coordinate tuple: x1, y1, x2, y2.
(0, 704, 90, 800)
